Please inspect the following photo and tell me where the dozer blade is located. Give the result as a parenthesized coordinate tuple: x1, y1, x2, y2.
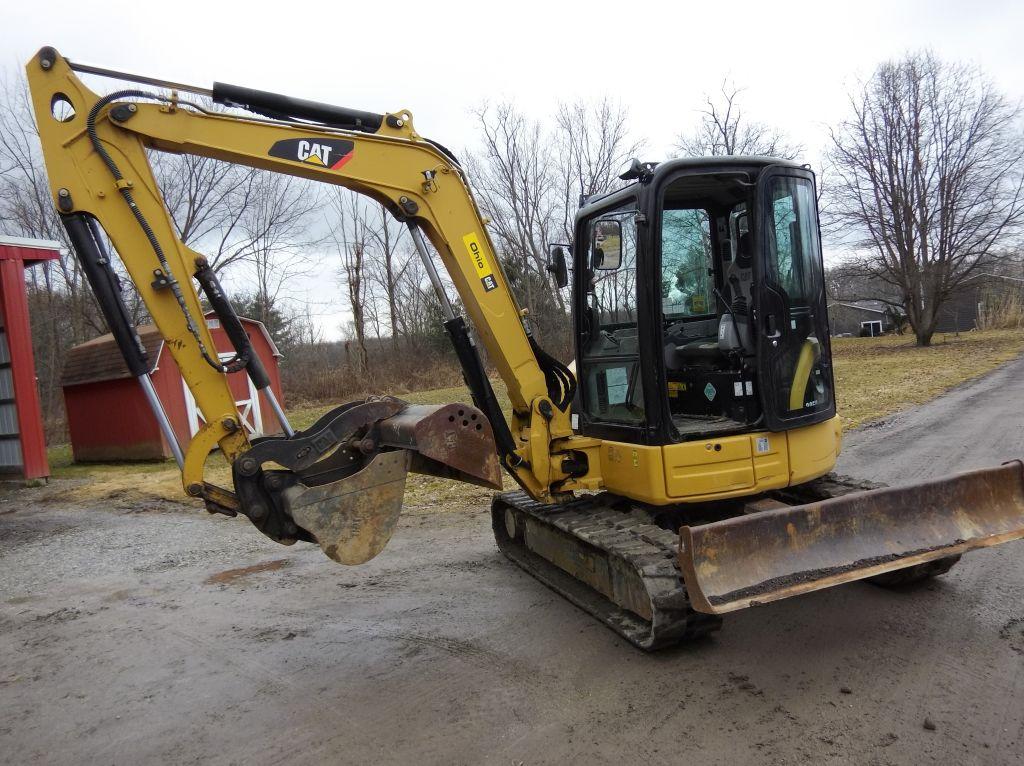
(679, 461, 1024, 614)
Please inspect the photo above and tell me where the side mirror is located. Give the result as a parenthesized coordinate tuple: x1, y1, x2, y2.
(591, 219, 622, 270)
(547, 245, 569, 288)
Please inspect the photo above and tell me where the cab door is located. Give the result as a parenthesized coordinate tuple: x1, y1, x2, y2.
(755, 168, 835, 431)
(574, 198, 648, 443)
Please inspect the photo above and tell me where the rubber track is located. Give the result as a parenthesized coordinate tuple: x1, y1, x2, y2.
(778, 473, 885, 502)
(492, 491, 721, 650)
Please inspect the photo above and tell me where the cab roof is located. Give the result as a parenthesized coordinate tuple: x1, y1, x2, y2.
(579, 156, 808, 211)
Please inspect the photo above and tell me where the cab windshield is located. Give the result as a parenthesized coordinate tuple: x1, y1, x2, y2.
(661, 208, 714, 319)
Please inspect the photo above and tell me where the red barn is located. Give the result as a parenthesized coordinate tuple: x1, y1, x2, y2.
(0, 236, 59, 480)
(62, 312, 284, 462)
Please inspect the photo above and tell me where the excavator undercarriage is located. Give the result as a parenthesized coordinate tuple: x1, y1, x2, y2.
(495, 467, 1024, 648)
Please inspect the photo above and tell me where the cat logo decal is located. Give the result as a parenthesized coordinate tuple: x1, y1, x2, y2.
(268, 138, 354, 170)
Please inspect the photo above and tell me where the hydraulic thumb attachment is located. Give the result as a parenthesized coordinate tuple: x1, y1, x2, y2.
(225, 398, 501, 564)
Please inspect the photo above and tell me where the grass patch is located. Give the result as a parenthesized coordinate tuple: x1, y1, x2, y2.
(832, 329, 1024, 429)
(44, 329, 1024, 508)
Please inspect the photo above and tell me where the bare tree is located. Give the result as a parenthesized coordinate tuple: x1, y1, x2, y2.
(468, 100, 644, 355)
(363, 203, 413, 346)
(241, 172, 320, 307)
(0, 73, 88, 312)
(674, 80, 802, 160)
(0, 71, 117, 425)
(555, 99, 644, 239)
(827, 51, 1024, 346)
(468, 103, 558, 321)
(823, 261, 908, 335)
(150, 99, 323, 277)
(331, 190, 373, 373)
(392, 256, 434, 339)
(152, 152, 261, 272)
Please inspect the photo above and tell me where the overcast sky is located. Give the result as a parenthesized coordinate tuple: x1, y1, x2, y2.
(4, 0, 1022, 338)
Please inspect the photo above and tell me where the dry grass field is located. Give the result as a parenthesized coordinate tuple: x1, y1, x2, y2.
(831, 329, 1024, 428)
(43, 328, 1024, 508)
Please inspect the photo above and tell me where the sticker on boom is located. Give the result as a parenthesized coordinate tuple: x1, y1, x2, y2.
(268, 138, 354, 170)
(463, 232, 497, 292)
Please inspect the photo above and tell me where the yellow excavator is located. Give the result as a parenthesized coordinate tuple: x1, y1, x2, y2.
(26, 47, 1024, 649)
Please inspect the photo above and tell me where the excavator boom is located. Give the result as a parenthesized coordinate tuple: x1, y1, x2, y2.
(26, 46, 598, 541)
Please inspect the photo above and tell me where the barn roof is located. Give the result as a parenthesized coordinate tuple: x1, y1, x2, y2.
(202, 311, 283, 358)
(61, 325, 164, 387)
(61, 314, 281, 388)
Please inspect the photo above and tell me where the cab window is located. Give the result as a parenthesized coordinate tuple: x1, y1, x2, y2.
(579, 203, 644, 425)
(763, 174, 832, 416)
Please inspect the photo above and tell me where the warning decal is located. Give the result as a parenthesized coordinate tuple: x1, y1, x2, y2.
(463, 232, 497, 292)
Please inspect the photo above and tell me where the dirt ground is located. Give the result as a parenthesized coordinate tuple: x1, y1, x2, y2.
(3, 360, 1024, 765)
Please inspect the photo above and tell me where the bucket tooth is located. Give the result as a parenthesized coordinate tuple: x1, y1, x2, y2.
(679, 461, 1024, 614)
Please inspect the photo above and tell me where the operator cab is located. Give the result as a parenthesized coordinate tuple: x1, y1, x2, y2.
(566, 158, 835, 446)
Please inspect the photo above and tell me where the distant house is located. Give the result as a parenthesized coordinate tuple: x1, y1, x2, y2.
(827, 300, 898, 336)
(827, 271, 1024, 336)
(935, 273, 1024, 333)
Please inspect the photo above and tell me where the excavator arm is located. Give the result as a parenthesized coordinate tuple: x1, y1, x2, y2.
(27, 47, 601, 562)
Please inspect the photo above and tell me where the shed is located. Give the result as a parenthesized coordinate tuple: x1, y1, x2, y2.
(62, 312, 284, 462)
(0, 236, 59, 480)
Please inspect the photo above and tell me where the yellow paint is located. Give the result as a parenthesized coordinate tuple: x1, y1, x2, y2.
(789, 339, 820, 411)
(599, 418, 838, 506)
(25, 48, 584, 502)
(599, 443, 664, 500)
(462, 232, 494, 283)
(664, 437, 755, 497)
(787, 416, 841, 486)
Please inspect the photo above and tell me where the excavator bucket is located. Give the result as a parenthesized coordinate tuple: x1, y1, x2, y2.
(237, 400, 502, 566)
(290, 402, 503, 564)
(286, 450, 412, 565)
(679, 461, 1024, 614)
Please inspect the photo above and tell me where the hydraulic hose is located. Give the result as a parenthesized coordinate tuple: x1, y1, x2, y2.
(85, 89, 240, 373)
